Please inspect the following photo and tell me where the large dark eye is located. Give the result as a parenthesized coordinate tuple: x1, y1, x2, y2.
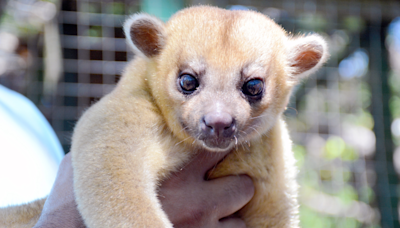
(242, 79, 264, 97)
(179, 74, 199, 94)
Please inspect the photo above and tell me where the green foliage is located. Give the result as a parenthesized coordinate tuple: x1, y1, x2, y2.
(110, 2, 125, 15)
(80, 2, 101, 13)
(319, 169, 332, 181)
(359, 82, 372, 109)
(88, 25, 102, 37)
(300, 205, 362, 228)
(366, 225, 381, 228)
(342, 169, 352, 182)
(41, 0, 59, 4)
(389, 72, 400, 95)
(298, 13, 328, 31)
(300, 206, 334, 228)
(388, 71, 400, 144)
(336, 218, 361, 228)
(302, 170, 320, 189)
(341, 146, 358, 161)
(293, 144, 306, 168)
(344, 111, 374, 130)
(324, 136, 358, 161)
(389, 96, 400, 118)
(291, 6, 379, 228)
(343, 16, 366, 33)
(359, 186, 375, 204)
(0, 12, 41, 36)
(338, 185, 358, 205)
(317, 168, 352, 182)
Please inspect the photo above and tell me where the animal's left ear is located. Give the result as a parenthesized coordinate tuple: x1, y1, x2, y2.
(123, 13, 166, 58)
(287, 34, 329, 81)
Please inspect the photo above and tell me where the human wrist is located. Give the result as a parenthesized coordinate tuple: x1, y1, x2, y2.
(33, 201, 85, 228)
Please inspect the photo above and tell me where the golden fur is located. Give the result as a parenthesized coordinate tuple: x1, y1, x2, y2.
(0, 6, 328, 228)
(0, 198, 45, 228)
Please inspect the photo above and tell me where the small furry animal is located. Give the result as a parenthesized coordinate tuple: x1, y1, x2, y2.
(1, 6, 328, 228)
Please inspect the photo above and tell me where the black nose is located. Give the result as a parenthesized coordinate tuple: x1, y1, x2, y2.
(202, 112, 235, 138)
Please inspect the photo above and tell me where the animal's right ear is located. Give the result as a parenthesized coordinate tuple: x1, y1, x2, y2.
(123, 14, 166, 58)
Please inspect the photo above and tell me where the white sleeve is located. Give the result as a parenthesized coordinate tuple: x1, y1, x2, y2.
(0, 85, 64, 207)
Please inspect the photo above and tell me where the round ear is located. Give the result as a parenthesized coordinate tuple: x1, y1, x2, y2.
(287, 34, 329, 81)
(123, 13, 166, 58)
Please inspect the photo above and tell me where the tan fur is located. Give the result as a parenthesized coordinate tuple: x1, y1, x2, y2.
(0, 198, 45, 227)
(2, 6, 328, 227)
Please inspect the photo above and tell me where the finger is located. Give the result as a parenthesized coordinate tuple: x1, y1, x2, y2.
(53, 153, 74, 198)
(219, 217, 247, 228)
(186, 150, 231, 174)
(208, 175, 254, 219)
(42, 153, 74, 211)
(56, 152, 73, 184)
(35, 153, 85, 228)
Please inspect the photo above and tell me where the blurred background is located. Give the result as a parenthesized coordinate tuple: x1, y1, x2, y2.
(0, 0, 399, 227)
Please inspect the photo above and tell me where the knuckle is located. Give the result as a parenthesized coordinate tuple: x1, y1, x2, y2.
(177, 201, 213, 226)
(220, 217, 247, 228)
(240, 175, 255, 198)
(232, 218, 247, 228)
(188, 206, 206, 222)
(225, 175, 254, 200)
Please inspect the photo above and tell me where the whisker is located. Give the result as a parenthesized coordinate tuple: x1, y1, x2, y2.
(238, 130, 247, 138)
(249, 127, 262, 137)
(249, 114, 269, 120)
(178, 126, 190, 134)
(192, 134, 201, 145)
(174, 136, 191, 147)
(241, 143, 246, 151)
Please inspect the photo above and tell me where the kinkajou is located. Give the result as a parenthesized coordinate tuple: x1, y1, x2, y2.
(1, 6, 328, 228)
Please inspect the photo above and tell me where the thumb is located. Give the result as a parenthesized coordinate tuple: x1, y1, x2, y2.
(182, 150, 231, 178)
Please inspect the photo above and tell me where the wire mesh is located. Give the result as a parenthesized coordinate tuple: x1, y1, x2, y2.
(53, 0, 139, 152)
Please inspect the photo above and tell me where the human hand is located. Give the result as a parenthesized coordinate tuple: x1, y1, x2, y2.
(159, 150, 254, 228)
(34, 150, 254, 228)
(33, 153, 85, 228)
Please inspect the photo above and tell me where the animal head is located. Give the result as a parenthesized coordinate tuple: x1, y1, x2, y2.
(124, 6, 328, 152)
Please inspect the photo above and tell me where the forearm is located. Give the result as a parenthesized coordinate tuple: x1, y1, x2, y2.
(33, 200, 85, 228)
